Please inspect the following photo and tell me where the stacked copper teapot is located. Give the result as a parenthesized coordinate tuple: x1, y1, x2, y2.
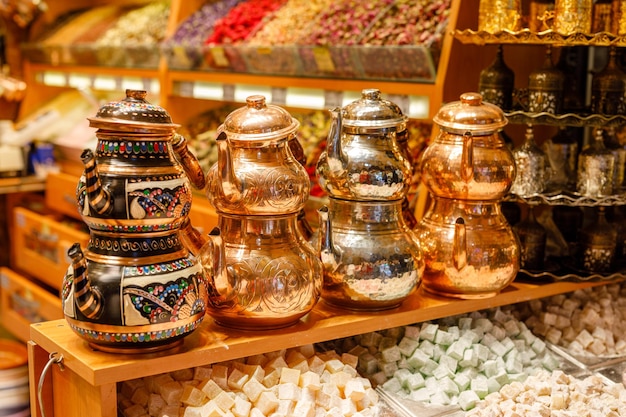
(315, 89, 423, 310)
(62, 90, 208, 352)
(415, 92, 521, 299)
(200, 95, 322, 330)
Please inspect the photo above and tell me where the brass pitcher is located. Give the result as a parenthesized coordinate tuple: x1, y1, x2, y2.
(61, 90, 208, 353)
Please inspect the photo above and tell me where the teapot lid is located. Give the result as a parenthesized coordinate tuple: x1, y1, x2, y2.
(88, 90, 179, 132)
(219, 95, 299, 141)
(342, 89, 407, 132)
(433, 92, 508, 134)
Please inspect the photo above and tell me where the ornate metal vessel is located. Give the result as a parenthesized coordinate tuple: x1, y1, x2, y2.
(416, 92, 520, 299)
(201, 95, 322, 329)
(419, 92, 515, 200)
(61, 90, 208, 352)
(316, 89, 413, 201)
(315, 89, 422, 310)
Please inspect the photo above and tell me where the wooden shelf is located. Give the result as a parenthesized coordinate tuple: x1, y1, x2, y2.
(30, 279, 617, 388)
(0, 176, 45, 195)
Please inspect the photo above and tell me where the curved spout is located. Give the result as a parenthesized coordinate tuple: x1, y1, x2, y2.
(215, 132, 244, 204)
(171, 133, 206, 190)
(453, 218, 467, 271)
(326, 107, 347, 174)
(179, 218, 208, 256)
(67, 243, 102, 320)
(200, 227, 232, 298)
(80, 149, 113, 216)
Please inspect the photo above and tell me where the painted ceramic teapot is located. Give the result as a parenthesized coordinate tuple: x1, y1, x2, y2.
(61, 90, 208, 352)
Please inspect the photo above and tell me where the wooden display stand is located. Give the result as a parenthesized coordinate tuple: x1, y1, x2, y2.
(28, 280, 616, 417)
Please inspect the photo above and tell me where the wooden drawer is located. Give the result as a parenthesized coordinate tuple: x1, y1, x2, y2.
(45, 171, 80, 221)
(0, 267, 62, 342)
(12, 207, 89, 291)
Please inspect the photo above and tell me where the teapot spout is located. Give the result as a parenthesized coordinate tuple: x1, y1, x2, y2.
(326, 107, 347, 174)
(80, 149, 113, 216)
(179, 218, 208, 256)
(171, 133, 206, 190)
(67, 243, 102, 319)
(216, 132, 244, 204)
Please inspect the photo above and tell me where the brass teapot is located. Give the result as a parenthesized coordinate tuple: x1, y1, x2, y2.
(61, 90, 208, 352)
(201, 95, 322, 329)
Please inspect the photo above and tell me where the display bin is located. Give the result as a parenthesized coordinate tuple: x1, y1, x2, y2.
(237, 45, 303, 77)
(354, 45, 438, 82)
(298, 45, 362, 79)
(0, 268, 62, 343)
(12, 206, 88, 291)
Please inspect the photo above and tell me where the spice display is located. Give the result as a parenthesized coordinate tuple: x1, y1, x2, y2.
(95, 2, 170, 46)
(303, 0, 393, 46)
(204, 0, 287, 45)
(170, 0, 241, 46)
(359, 0, 450, 46)
(521, 284, 626, 357)
(247, 0, 333, 45)
(466, 370, 626, 416)
(117, 345, 382, 417)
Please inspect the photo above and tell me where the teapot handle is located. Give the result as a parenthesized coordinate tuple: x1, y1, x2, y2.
(172, 133, 206, 190)
(461, 132, 474, 183)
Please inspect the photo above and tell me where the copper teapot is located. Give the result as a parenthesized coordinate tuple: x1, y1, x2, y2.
(201, 96, 322, 329)
(61, 90, 208, 352)
(419, 92, 515, 200)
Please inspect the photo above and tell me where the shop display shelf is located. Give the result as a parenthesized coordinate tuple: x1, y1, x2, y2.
(454, 29, 626, 47)
(503, 110, 626, 129)
(505, 191, 626, 207)
(21, 43, 162, 69)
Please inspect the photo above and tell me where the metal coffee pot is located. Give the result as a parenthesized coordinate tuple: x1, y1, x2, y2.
(62, 90, 208, 352)
(314, 89, 423, 310)
(201, 95, 322, 329)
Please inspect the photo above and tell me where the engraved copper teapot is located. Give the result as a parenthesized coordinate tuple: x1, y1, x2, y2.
(61, 90, 208, 352)
(201, 95, 322, 329)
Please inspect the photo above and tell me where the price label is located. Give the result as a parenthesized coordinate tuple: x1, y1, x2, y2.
(256, 47, 273, 55)
(223, 84, 235, 102)
(271, 87, 287, 105)
(313, 47, 335, 73)
(172, 45, 192, 69)
(210, 47, 230, 68)
(324, 90, 343, 109)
